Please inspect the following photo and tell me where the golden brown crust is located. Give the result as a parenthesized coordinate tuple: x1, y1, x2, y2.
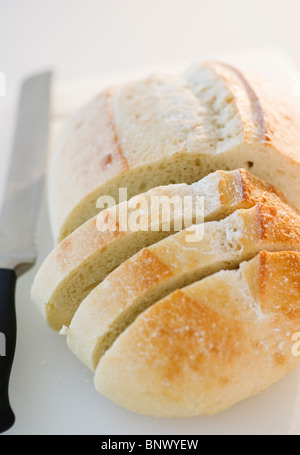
(217, 168, 289, 210)
(257, 250, 300, 320)
(94, 251, 300, 417)
(67, 201, 300, 371)
(238, 168, 287, 203)
(254, 203, 300, 244)
(108, 248, 175, 298)
(36, 169, 294, 332)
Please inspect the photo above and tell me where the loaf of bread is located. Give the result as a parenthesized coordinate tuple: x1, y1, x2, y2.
(32, 168, 291, 331)
(48, 61, 300, 242)
(95, 250, 300, 417)
(32, 60, 300, 418)
(66, 202, 300, 370)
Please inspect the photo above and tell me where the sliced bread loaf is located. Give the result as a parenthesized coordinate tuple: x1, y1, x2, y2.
(32, 168, 286, 331)
(66, 203, 300, 370)
(48, 61, 300, 241)
(94, 250, 300, 417)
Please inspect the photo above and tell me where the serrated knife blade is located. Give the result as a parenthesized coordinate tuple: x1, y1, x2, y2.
(0, 72, 51, 273)
(0, 71, 52, 433)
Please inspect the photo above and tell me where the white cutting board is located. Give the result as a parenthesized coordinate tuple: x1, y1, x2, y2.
(5, 49, 300, 435)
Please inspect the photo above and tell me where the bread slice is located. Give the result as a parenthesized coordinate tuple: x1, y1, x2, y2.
(66, 203, 300, 371)
(94, 250, 300, 417)
(33, 169, 287, 331)
(48, 61, 300, 241)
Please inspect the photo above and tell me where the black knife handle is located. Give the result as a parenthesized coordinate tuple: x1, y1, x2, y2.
(0, 269, 17, 433)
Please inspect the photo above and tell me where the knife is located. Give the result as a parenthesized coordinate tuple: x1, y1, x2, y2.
(0, 72, 52, 433)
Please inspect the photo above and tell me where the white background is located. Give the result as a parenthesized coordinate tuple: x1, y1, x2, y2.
(2, 0, 300, 172)
(1, 0, 300, 435)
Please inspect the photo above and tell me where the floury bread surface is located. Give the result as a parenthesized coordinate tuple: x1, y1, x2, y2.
(66, 203, 300, 371)
(94, 251, 300, 417)
(32, 59, 300, 418)
(32, 169, 292, 331)
(49, 61, 300, 242)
